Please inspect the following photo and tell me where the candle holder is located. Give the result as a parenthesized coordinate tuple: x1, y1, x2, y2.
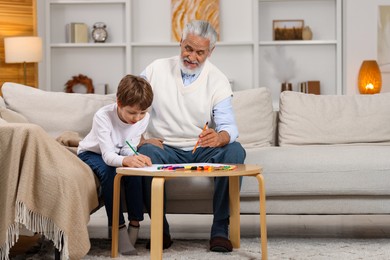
(358, 60, 382, 94)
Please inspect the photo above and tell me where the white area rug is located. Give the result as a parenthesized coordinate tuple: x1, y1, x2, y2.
(16, 237, 390, 260)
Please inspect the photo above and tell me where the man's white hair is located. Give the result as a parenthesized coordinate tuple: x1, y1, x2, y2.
(182, 20, 217, 50)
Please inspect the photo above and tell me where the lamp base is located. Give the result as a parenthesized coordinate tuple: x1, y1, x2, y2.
(23, 62, 27, 85)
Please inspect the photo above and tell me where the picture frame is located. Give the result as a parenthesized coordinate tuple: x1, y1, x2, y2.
(273, 19, 304, 41)
(171, 0, 220, 42)
(378, 6, 390, 73)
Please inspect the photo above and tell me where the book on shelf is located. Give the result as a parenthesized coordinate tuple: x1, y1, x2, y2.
(299, 81, 320, 95)
(66, 23, 88, 43)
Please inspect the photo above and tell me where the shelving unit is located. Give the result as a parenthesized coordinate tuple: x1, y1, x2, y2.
(257, 0, 343, 106)
(44, 0, 130, 93)
(40, 0, 342, 107)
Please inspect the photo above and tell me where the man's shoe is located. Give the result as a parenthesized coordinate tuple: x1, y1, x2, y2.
(209, 236, 233, 252)
(146, 233, 173, 250)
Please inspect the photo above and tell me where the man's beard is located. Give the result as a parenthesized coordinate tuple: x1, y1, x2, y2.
(180, 57, 204, 75)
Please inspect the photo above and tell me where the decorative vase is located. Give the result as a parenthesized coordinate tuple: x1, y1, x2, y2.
(302, 26, 313, 40)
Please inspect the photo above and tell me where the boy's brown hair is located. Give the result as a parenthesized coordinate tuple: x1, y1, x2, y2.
(116, 75, 153, 110)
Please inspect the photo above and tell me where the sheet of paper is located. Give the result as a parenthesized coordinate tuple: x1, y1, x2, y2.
(123, 163, 232, 172)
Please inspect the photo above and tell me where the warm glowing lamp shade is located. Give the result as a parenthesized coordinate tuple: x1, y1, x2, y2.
(358, 60, 382, 94)
(4, 36, 42, 85)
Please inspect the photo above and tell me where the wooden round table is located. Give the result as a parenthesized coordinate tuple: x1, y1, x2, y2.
(111, 164, 267, 259)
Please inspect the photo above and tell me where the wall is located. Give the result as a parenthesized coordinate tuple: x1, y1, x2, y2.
(37, 0, 340, 97)
(0, 0, 38, 91)
(344, 0, 390, 94)
(36, 0, 254, 92)
(36, 1, 388, 95)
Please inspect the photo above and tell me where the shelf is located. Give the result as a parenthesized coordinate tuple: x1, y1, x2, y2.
(259, 40, 337, 46)
(216, 41, 254, 46)
(257, 0, 342, 105)
(130, 42, 178, 47)
(50, 43, 127, 48)
(45, 0, 129, 93)
(130, 41, 254, 47)
(259, 0, 325, 2)
(49, 0, 126, 4)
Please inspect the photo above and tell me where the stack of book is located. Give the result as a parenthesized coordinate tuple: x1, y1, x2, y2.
(299, 81, 320, 94)
(66, 23, 88, 43)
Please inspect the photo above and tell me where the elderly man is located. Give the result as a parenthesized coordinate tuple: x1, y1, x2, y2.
(139, 20, 246, 252)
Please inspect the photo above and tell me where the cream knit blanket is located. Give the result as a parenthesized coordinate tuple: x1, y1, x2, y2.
(0, 123, 99, 260)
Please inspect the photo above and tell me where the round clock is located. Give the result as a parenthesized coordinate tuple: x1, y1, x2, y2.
(92, 22, 108, 43)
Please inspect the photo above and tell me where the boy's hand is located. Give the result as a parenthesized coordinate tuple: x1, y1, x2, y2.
(122, 154, 152, 167)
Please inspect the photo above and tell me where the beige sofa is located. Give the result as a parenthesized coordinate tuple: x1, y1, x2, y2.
(2, 82, 390, 218)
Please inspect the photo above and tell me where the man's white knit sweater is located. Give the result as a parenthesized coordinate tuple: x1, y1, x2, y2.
(143, 56, 232, 149)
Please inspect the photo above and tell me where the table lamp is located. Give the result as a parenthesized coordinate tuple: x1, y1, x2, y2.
(4, 36, 42, 85)
(358, 60, 382, 94)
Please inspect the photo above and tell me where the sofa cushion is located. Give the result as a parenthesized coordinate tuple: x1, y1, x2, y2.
(243, 145, 390, 197)
(278, 91, 390, 145)
(233, 88, 274, 148)
(0, 96, 5, 108)
(0, 107, 29, 123)
(2, 82, 116, 138)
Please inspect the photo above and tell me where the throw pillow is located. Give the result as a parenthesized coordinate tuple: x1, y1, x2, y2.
(2, 82, 116, 138)
(278, 91, 390, 145)
(232, 88, 274, 148)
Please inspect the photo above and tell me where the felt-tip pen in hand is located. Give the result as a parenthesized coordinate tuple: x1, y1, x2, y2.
(126, 140, 139, 155)
(192, 122, 208, 154)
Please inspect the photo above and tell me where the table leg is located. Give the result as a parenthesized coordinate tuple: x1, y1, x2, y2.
(256, 174, 268, 260)
(229, 176, 241, 248)
(150, 177, 165, 260)
(111, 174, 123, 258)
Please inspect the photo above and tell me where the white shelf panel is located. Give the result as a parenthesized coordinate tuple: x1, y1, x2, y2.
(50, 43, 126, 48)
(217, 41, 255, 46)
(49, 0, 126, 4)
(131, 42, 179, 47)
(130, 41, 254, 47)
(259, 40, 337, 46)
(259, 0, 325, 2)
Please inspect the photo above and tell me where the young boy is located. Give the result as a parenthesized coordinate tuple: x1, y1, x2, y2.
(77, 74, 153, 255)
